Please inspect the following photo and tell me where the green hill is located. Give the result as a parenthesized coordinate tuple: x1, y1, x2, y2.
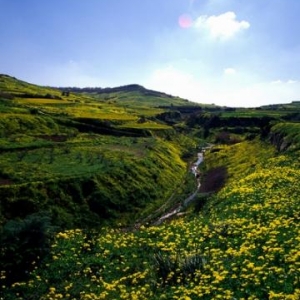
(54, 84, 194, 107)
(0, 74, 299, 299)
(0, 74, 201, 229)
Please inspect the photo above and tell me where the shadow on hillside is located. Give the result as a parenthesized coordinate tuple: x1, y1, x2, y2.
(194, 166, 228, 213)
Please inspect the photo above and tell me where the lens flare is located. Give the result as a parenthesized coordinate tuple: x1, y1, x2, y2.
(178, 14, 193, 28)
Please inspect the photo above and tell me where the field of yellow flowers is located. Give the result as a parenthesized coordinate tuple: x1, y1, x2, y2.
(1, 139, 299, 299)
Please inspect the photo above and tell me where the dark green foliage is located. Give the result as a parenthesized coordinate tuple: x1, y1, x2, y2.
(153, 250, 206, 285)
(282, 112, 300, 121)
(186, 112, 221, 128)
(156, 110, 182, 124)
(0, 213, 55, 285)
(193, 194, 211, 213)
(269, 122, 300, 152)
(0, 137, 187, 228)
(215, 131, 242, 144)
(186, 112, 277, 142)
(71, 117, 152, 137)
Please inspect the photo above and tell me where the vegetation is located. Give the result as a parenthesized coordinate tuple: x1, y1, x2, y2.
(0, 74, 299, 299)
(1, 138, 299, 299)
(0, 74, 200, 229)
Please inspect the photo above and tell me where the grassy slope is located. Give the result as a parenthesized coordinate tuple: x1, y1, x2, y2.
(270, 122, 300, 152)
(2, 136, 299, 299)
(1, 75, 299, 299)
(92, 90, 190, 107)
(0, 75, 198, 228)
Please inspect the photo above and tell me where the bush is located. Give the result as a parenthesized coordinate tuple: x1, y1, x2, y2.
(193, 194, 210, 213)
(0, 213, 55, 285)
(153, 250, 206, 285)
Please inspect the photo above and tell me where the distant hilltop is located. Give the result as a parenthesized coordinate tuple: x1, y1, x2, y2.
(0, 73, 184, 100)
(54, 84, 181, 100)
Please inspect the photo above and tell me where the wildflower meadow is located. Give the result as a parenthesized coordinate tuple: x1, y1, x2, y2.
(1, 138, 299, 299)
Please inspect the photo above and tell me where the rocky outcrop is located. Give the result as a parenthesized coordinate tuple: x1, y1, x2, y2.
(269, 132, 291, 152)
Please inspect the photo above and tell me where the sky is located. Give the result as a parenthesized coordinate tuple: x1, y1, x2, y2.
(1, 0, 300, 107)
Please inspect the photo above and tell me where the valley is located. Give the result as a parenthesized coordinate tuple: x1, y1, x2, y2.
(0, 74, 299, 299)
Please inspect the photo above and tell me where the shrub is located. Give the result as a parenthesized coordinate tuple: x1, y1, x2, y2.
(153, 250, 206, 285)
(193, 194, 210, 213)
(0, 213, 55, 285)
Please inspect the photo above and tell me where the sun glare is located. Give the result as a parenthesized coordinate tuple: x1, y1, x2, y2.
(178, 14, 193, 28)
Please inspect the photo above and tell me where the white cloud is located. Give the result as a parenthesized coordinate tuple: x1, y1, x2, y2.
(271, 79, 298, 85)
(194, 11, 250, 39)
(145, 66, 300, 107)
(143, 67, 206, 103)
(224, 68, 237, 75)
(271, 80, 282, 85)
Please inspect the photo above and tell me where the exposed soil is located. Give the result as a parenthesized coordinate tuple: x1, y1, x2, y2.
(0, 178, 14, 186)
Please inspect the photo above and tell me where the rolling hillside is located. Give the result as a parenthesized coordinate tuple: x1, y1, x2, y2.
(0, 74, 202, 229)
(0, 74, 299, 299)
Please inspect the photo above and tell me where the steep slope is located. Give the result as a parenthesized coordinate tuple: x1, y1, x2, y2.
(1, 137, 299, 299)
(0, 75, 198, 228)
(0, 75, 299, 299)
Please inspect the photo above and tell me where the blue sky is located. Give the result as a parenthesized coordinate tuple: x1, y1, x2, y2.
(1, 0, 300, 107)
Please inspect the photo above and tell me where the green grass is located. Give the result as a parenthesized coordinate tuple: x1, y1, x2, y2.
(0, 134, 190, 228)
(1, 74, 299, 299)
(1, 139, 299, 299)
(117, 121, 172, 130)
(0, 75, 197, 229)
(90, 90, 194, 108)
(220, 109, 284, 118)
(271, 122, 300, 151)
